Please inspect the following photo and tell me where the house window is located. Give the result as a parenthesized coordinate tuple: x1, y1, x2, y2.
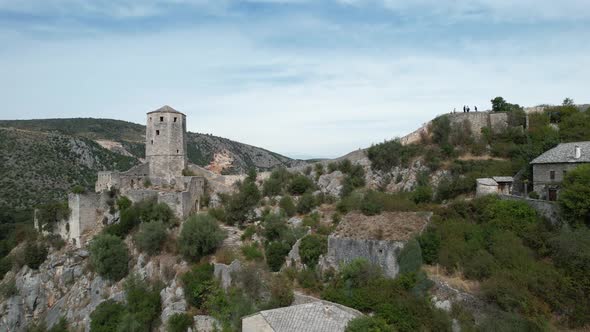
(550, 170, 555, 180)
(160, 116, 164, 122)
(156, 130, 160, 136)
(174, 117, 177, 122)
(151, 140, 153, 145)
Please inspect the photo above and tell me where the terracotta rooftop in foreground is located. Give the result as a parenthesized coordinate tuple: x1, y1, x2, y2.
(333, 211, 432, 241)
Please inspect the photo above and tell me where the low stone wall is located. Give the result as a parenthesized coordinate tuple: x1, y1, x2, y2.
(319, 236, 406, 278)
(498, 194, 561, 225)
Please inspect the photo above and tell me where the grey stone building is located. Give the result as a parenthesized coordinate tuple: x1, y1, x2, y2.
(41, 106, 207, 247)
(530, 141, 590, 201)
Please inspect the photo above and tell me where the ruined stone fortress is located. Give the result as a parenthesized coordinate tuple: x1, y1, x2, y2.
(38, 106, 207, 247)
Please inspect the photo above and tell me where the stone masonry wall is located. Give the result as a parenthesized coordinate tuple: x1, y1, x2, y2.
(146, 111, 187, 180)
(320, 236, 406, 278)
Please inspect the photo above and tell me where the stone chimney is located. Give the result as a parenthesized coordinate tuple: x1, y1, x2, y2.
(575, 145, 581, 159)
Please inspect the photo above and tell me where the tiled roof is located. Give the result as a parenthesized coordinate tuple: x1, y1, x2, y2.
(531, 141, 590, 164)
(255, 301, 362, 332)
(477, 178, 497, 186)
(147, 105, 183, 114)
(493, 176, 513, 183)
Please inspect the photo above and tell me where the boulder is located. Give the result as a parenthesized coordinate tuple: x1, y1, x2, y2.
(317, 171, 344, 197)
(213, 260, 241, 290)
(192, 315, 221, 332)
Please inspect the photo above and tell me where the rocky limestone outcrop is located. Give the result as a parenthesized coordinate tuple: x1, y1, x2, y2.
(317, 171, 344, 197)
(213, 260, 242, 290)
(0, 243, 190, 332)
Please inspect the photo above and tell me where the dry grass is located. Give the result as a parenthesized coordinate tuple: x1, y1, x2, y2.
(332, 212, 431, 241)
(423, 265, 481, 294)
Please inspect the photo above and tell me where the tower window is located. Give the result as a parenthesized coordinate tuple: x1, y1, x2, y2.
(149, 117, 152, 121)
(174, 117, 177, 122)
(160, 116, 164, 122)
(177, 149, 179, 153)
(156, 130, 160, 136)
(550, 170, 555, 180)
(151, 140, 153, 145)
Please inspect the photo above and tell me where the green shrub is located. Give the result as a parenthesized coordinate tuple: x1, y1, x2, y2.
(411, 185, 432, 204)
(117, 196, 132, 211)
(368, 139, 417, 172)
(431, 115, 451, 145)
(241, 225, 256, 241)
(90, 300, 126, 332)
(418, 227, 440, 265)
(297, 192, 317, 214)
(328, 162, 338, 173)
(299, 234, 328, 267)
(279, 195, 297, 217)
(263, 213, 289, 242)
(346, 316, 394, 332)
(224, 179, 261, 225)
(36, 201, 70, 232)
(178, 214, 225, 262)
(48, 317, 69, 332)
(559, 164, 590, 226)
(123, 275, 162, 331)
(289, 175, 314, 195)
(89, 234, 129, 281)
(263, 177, 283, 197)
(361, 191, 384, 216)
(297, 267, 322, 291)
(482, 199, 538, 236)
(241, 243, 264, 261)
(181, 263, 215, 308)
(398, 239, 422, 274)
(133, 221, 167, 256)
(528, 191, 540, 199)
(167, 313, 192, 332)
(302, 212, 320, 229)
(266, 274, 294, 309)
(24, 241, 48, 270)
(207, 207, 226, 222)
(265, 241, 291, 272)
(71, 185, 86, 194)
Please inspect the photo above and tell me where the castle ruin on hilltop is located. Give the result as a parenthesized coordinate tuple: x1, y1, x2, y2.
(37, 106, 207, 247)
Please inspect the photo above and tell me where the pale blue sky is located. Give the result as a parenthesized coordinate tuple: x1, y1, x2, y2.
(1, 0, 589, 158)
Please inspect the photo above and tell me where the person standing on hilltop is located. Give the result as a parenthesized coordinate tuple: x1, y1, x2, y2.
(475, 106, 478, 112)
(463, 105, 466, 113)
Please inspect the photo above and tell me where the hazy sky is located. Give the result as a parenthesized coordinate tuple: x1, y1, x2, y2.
(1, 0, 589, 158)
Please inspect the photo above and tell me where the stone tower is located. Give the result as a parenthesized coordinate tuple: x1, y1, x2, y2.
(146, 105, 187, 181)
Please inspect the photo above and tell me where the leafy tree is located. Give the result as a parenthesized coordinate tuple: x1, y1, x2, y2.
(265, 241, 291, 272)
(89, 234, 129, 281)
(279, 195, 296, 217)
(361, 191, 383, 216)
(178, 214, 225, 262)
(346, 316, 394, 332)
(296, 192, 316, 214)
(90, 300, 126, 332)
(299, 234, 328, 267)
(225, 179, 261, 225)
(36, 201, 70, 232)
(133, 221, 167, 256)
(263, 177, 282, 197)
(167, 313, 193, 332)
(123, 275, 162, 331)
(559, 165, 590, 225)
(288, 175, 314, 195)
(263, 213, 289, 243)
(431, 115, 451, 145)
(181, 263, 215, 308)
(368, 139, 417, 172)
(411, 185, 432, 204)
(24, 241, 48, 270)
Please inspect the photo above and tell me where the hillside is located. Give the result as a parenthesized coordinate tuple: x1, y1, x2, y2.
(0, 118, 306, 209)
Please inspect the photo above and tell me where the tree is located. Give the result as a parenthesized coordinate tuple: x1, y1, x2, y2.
(133, 221, 167, 256)
(265, 241, 291, 272)
(289, 175, 315, 195)
(299, 234, 328, 267)
(297, 192, 316, 214)
(36, 201, 70, 232)
(559, 164, 590, 226)
(89, 234, 129, 281)
(90, 300, 126, 332)
(167, 313, 193, 332)
(178, 214, 225, 262)
(346, 316, 394, 332)
(24, 241, 48, 270)
(279, 195, 296, 217)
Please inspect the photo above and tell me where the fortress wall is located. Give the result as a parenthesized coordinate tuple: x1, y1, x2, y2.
(67, 193, 100, 247)
(489, 112, 509, 133)
(449, 112, 489, 138)
(320, 236, 406, 278)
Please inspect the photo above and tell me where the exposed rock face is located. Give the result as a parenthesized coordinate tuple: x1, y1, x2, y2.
(213, 260, 242, 290)
(0, 245, 189, 332)
(283, 238, 304, 270)
(191, 315, 221, 332)
(317, 171, 344, 197)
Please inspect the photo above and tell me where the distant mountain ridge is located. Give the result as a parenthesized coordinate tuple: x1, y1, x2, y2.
(0, 118, 306, 210)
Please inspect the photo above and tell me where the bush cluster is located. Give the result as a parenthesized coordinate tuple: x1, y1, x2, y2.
(178, 214, 225, 262)
(89, 234, 129, 281)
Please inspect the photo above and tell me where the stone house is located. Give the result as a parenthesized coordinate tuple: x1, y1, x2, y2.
(530, 141, 590, 201)
(476, 176, 514, 197)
